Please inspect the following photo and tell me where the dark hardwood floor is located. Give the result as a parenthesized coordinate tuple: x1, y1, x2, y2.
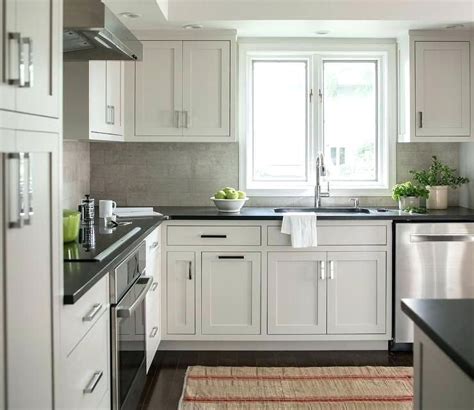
(139, 350, 413, 409)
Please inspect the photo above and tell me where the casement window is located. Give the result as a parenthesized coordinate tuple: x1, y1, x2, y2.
(239, 42, 396, 196)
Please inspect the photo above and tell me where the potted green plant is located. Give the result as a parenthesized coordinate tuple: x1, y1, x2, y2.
(410, 156, 470, 210)
(392, 181, 429, 211)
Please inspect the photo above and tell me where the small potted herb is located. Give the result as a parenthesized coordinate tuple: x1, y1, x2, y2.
(410, 156, 470, 210)
(392, 181, 429, 211)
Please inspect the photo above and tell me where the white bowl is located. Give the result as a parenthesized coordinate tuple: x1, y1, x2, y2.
(210, 197, 249, 213)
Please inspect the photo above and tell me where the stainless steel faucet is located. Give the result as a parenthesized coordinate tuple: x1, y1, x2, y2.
(315, 152, 330, 208)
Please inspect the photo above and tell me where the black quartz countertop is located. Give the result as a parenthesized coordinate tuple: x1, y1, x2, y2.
(402, 299, 474, 379)
(155, 206, 474, 221)
(63, 215, 165, 304)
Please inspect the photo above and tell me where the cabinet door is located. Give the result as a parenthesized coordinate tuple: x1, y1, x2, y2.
(268, 252, 327, 335)
(90, 61, 108, 134)
(106, 61, 124, 136)
(2, 130, 60, 409)
(327, 252, 386, 334)
(15, 0, 60, 118)
(166, 251, 195, 334)
(0, 0, 16, 111)
(182, 41, 230, 137)
(415, 41, 470, 137)
(202, 253, 261, 335)
(135, 41, 183, 136)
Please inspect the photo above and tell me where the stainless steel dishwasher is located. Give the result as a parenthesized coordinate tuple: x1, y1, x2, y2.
(394, 222, 474, 347)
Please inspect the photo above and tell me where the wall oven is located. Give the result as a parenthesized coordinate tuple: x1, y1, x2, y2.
(110, 242, 151, 410)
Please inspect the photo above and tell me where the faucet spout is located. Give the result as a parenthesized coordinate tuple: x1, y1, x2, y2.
(315, 152, 330, 208)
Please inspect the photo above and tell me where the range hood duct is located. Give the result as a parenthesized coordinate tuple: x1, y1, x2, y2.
(63, 0, 142, 61)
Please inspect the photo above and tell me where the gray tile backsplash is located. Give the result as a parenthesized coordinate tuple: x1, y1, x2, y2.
(88, 141, 461, 207)
(63, 141, 90, 209)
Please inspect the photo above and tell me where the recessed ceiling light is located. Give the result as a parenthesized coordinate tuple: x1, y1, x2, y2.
(119, 12, 141, 19)
(182, 24, 203, 30)
(446, 24, 464, 29)
(315, 30, 330, 35)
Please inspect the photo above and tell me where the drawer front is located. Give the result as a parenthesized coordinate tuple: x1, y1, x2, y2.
(145, 288, 161, 373)
(62, 311, 110, 410)
(167, 226, 261, 246)
(267, 225, 387, 246)
(61, 275, 109, 356)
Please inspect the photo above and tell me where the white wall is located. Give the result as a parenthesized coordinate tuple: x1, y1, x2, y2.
(459, 143, 474, 208)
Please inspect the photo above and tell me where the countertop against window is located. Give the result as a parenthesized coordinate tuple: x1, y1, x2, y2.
(155, 206, 474, 221)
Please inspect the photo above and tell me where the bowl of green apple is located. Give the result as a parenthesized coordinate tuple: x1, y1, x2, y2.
(211, 187, 249, 213)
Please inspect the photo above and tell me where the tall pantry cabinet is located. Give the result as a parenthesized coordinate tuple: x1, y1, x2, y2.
(0, 0, 63, 408)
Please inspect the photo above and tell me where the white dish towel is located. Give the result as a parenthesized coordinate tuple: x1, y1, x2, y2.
(281, 213, 318, 248)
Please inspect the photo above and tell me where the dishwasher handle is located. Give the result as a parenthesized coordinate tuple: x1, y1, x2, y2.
(411, 234, 474, 243)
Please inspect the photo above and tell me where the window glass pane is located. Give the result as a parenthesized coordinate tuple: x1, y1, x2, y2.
(323, 61, 377, 181)
(252, 61, 307, 181)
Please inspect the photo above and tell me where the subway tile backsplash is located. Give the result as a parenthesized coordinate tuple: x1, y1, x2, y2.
(86, 141, 461, 207)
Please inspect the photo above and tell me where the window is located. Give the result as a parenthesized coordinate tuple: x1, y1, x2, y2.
(240, 43, 396, 196)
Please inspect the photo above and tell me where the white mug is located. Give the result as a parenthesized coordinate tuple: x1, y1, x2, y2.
(99, 200, 117, 219)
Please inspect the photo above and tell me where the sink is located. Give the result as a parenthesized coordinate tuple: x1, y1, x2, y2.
(274, 207, 371, 214)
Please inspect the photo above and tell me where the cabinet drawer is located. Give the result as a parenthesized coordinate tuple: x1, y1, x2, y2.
(267, 225, 387, 246)
(62, 312, 110, 410)
(167, 226, 261, 246)
(61, 275, 109, 356)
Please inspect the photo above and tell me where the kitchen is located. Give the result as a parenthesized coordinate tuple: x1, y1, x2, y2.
(1, 0, 473, 409)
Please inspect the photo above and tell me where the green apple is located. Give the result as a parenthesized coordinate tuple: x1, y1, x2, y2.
(237, 190, 246, 199)
(226, 190, 239, 200)
(223, 187, 235, 194)
(214, 190, 226, 199)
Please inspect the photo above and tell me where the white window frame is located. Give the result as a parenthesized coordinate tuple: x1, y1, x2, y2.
(239, 39, 397, 197)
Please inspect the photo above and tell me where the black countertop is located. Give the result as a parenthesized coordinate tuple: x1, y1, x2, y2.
(155, 206, 474, 221)
(63, 215, 165, 304)
(402, 299, 474, 379)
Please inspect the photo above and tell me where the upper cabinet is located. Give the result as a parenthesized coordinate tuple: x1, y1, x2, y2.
(64, 61, 124, 141)
(0, 0, 61, 130)
(126, 39, 234, 142)
(398, 31, 474, 142)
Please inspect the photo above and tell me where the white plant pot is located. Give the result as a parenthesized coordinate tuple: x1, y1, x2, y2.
(426, 185, 449, 210)
(399, 196, 420, 210)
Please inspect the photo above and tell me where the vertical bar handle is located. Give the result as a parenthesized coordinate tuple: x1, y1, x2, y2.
(23, 153, 33, 225)
(320, 261, 326, 280)
(184, 111, 191, 128)
(7, 33, 22, 85)
(188, 261, 192, 280)
(19, 37, 33, 88)
(6, 153, 25, 229)
(83, 371, 103, 394)
(329, 261, 335, 280)
(418, 111, 423, 128)
(111, 105, 115, 125)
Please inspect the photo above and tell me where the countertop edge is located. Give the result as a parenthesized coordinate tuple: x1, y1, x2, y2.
(401, 299, 474, 380)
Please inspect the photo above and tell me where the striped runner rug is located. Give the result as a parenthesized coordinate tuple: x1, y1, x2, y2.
(179, 366, 413, 409)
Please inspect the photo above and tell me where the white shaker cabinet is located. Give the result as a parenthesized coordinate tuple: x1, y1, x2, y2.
(166, 251, 196, 335)
(326, 252, 386, 334)
(201, 253, 261, 335)
(129, 40, 232, 142)
(268, 252, 327, 335)
(415, 41, 471, 138)
(0, 0, 61, 127)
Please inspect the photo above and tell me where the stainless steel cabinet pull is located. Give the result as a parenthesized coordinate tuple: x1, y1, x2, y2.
(329, 261, 335, 280)
(6, 153, 25, 229)
(19, 37, 33, 88)
(201, 234, 227, 239)
(150, 241, 159, 250)
(184, 111, 191, 128)
(83, 371, 103, 394)
(7, 33, 21, 85)
(23, 153, 33, 225)
(111, 105, 115, 125)
(83, 303, 103, 322)
(150, 327, 158, 338)
(151, 282, 158, 291)
(218, 255, 244, 259)
(320, 261, 326, 280)
(411, 234, 474, 243)
(418, 111, 423, 128)
(188, 261, 192, 280)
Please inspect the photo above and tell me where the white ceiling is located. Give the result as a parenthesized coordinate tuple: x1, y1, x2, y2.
(105, 0, 474, 38)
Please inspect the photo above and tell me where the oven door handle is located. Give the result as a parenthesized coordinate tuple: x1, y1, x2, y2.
(116, 276, 153, 318)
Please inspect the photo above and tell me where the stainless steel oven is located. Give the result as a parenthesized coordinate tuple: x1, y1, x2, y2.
(110, 242, 151, 410)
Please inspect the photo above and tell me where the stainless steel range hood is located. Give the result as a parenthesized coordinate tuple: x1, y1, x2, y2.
(64, 0, 143, 61)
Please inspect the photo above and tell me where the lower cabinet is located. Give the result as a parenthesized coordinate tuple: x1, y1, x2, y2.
(268, 251, 387, 335)
(327, 252, 386, 334)
(202, 252, 261, 335)
(167, 251, 196, 334)
(268, 252, 326, 335)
